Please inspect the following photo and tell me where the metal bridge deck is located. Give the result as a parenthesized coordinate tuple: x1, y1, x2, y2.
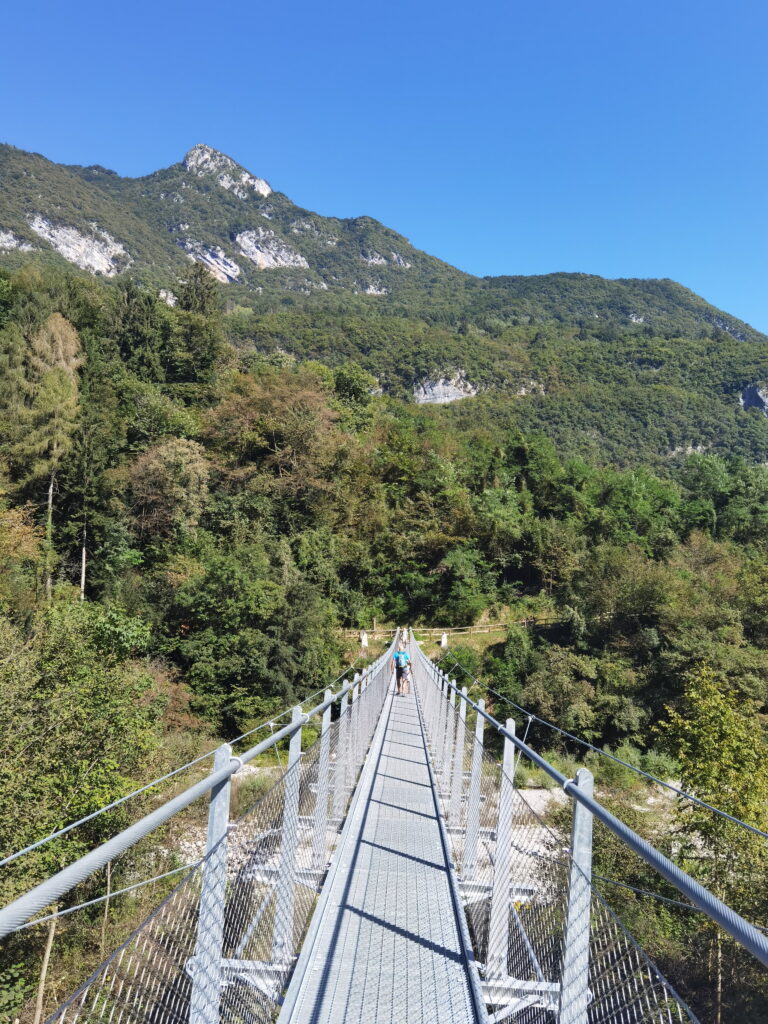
(280, 684, 480, 1024)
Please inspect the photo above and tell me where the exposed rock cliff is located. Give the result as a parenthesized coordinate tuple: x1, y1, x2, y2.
(0, 230, 34, 252)
(236, 228, 309, 270)
(29, 216, 130, 276)
(740, 384, 768, 415)
(413, 375, 478, 404)
(183, 144, 272, 199)
(179, 239, 241, 283)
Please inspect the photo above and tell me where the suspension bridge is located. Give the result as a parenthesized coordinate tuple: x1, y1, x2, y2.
(1, 631, 767, 1023)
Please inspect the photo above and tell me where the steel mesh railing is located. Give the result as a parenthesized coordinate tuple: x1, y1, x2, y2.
(413, 647, 700, 1024)
(5, 647, 395, 1024)
(7, 630, 755, 1024)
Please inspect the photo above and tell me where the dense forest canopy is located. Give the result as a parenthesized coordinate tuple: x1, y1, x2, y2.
(1, 260, 768, 1022)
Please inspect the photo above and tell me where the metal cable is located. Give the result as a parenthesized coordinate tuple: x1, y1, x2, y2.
(591, 873, 768, 933)
(0, 751, 220, 868)
(414, 648, 700, 1023)
(1, 661, 367, 867)
(15, 863, 203, 931)
(422, 647, 768, 969)
(437, 652, 768, 843)
(36, 643, 398, 1024)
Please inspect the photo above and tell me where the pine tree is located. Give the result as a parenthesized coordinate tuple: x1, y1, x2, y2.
(14, 313, 82, 599)
(177, 263, 220, 317)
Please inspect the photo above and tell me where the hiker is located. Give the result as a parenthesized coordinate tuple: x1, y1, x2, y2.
(392, 645, 411, 695)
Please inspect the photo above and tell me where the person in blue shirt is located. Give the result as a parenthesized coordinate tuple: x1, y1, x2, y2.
(392, 645, 411, 696)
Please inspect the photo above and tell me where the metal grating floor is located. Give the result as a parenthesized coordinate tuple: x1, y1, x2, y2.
(281, 684, 481, 1024)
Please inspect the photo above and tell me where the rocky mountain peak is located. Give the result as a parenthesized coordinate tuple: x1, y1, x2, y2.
(182, 143, 232, 172)
(182, 143, 272, 199)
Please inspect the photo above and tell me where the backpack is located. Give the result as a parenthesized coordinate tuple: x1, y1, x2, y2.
(395, 651, 409, 667)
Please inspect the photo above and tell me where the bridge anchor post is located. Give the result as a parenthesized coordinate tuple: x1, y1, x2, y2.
(189, 743, 232, 1024)
(558, 768, 593, 1024)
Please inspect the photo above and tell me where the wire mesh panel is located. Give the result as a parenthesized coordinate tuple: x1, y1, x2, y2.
(412, 649, 700, 1024)
(37, 653, 393, 1024)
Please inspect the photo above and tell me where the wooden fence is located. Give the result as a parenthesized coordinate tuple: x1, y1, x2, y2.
(340, 616, 558, 642)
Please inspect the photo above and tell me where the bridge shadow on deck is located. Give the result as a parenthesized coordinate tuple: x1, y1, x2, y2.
(283, 687, 480, 1024)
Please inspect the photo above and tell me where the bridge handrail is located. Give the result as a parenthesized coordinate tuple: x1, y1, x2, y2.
(1, 660, 378, 869)
(437, 651, 768, 844)
(0, 639, 398, 941)
(415, 644, 768, 970)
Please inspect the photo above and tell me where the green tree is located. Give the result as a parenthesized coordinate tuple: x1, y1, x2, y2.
(14, 314, 82, 598)
(0, 602, 159, 903)
(0, 324, 27, 465)
(660, 666, 768, 1024)
(177, 263, 220, 317)
(60, 334, 128, 600)
(109, 282, 169, 382)
(127, 438, 210, 541)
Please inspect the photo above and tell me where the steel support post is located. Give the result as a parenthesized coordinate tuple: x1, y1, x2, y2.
(558, 768, 594, 1024)
(486, 718, 516, 979)
(189, 743, 232, 1024)
(436, 672, 448, 775)
(271, 707, 303, 960)
(434, 670, 443, 720)
(419, 663, 430, 726)
(440, 684, 457, 798)
(449, 687, 468, 826)
(312, 690, 333, 871)
(462, 698, 485, 879)
(359, 672, 370, 748)
(351, 674, 361, 775)
(333, 689, 350, 820)
(428, 673, 439, 739)
(435, 670, 444, 733)
(422, 661, 434, 719)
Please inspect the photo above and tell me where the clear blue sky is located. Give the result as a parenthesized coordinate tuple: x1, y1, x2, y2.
(3, 0, 767, 329)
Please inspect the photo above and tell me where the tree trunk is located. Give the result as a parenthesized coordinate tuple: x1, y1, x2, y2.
(80, 518, 87, 602)
(33, 911, 57, 1024)
(45, 470, 55, 601)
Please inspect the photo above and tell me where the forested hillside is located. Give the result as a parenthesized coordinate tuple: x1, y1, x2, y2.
(4, 142, 768, 470)
(2, 257, 768, 762)
(1, 252, 768, 1020)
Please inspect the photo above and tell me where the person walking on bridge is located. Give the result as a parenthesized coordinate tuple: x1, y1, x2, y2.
(392, 644, 411, 696)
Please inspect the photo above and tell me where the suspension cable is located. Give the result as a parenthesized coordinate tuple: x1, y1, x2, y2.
(1, 655, 368, 867)
(436, 652, 768, 843)
(417, 644, 768, 967)
(592, 873, 768, 933)
(0, 638, 400, 939)
(14, 862, 202, 932)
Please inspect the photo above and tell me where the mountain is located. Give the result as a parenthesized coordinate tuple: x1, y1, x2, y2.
(0, 141, 760, 335)
(0, 142, 468, 306)
(3, 140, 768, 467)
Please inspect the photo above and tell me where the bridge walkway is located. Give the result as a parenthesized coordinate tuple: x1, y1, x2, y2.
(278, 681, 483, 1024)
